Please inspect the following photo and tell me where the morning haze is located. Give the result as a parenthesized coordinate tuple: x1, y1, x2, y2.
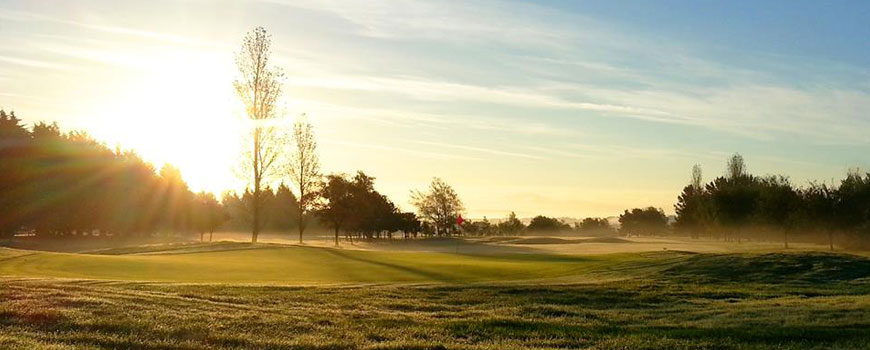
(2, 0, 868, 218)
(1, 1, 870, 349)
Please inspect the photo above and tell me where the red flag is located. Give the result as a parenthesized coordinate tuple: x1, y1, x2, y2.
(457, 214, 464, 226)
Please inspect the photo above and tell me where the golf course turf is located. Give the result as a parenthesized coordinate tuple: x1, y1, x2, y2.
(1, 241, 869, 349)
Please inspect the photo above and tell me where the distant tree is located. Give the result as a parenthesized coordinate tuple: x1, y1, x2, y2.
(317, 173, 354, 246)
(576, 217, 615, 236)
(159, 164, 193, 235)
(396, 212, 422, 239)
(619, 207, 668, 237)
(465, 217, 494, 236)
(270, 184, 298, 231)
(675, 164, 711, 239)
(411, 178, 464, 236)
(800, 182, 838, 250)
(288, 115, 321, 244)
(0, 112, 202, 239)
(755, 176, 799, 248)
(497, 212, 525, 236)
(692, 164, 703, 190)
(0, 110, 31, 236)
(836, 169, 870, 246)
(234, 26, 286, 243)
(193, 192, 226, 242)
(527, 215, 569, 232)
(726, 153, 746, 180)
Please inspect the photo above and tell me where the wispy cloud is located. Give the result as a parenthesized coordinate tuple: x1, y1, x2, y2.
(0, 55, 72, 70)
(326, 140, 480, 161)
(415, 140, 545, 160)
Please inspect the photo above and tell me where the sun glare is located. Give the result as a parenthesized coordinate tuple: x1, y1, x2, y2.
(89, 49, 245, 195)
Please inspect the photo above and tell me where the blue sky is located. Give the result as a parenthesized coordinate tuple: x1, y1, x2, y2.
(0, 0, 868, 218)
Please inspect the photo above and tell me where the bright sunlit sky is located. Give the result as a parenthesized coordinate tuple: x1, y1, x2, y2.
(1, 0, 869, 219)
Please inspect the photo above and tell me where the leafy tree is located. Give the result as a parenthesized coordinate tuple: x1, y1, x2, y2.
(0, 110, 30, 235)
(800, 182, 838, 250)
(675, 165, 712, 239)
(270, 184, 298, 231)
(464, 217, 494, 236)
(317, 173, 354, 246)
(576, 217, 615, 236)
(193, 192, 227, 242)
(836, 170, 870, 245)
(497, 212, 525, 236)
(411, 178, 464, 236)
(755, 176, 799, 248)
(396, 212, 422, 239)
(0, 111, 204, 239)
(619, 207, 668, 237)
(527, 215, 569, 232)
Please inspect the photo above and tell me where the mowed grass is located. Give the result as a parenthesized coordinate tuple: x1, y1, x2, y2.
(2, 253, 869, 350)
(0, 243, 688, 284)
(2, 242, 869, 349)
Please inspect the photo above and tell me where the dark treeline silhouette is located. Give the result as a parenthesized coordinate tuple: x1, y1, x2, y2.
(462, 213, 618, 237)
(618, 207, 668, 237)
(675, 153, 870, 249)
(220, 184, 299, 233)
(318, 172, 420, 245)
(0, 110, 224, 239)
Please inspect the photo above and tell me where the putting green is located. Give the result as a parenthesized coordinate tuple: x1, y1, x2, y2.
(0, 244, 687, 284)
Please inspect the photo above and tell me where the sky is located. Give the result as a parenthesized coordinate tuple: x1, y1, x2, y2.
(1, 0, 868, 219)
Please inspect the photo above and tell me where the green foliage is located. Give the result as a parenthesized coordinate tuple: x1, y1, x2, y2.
(527, 215, 570, 232)
(318, 172, 421, 243)
(411, 178, 464, 236)
(619, 207, 668, 236)
(497, 212, 525, 236)
(0, 110, 209, 237)
(674, 155, 870, 248)
(575, 217, 616, 236)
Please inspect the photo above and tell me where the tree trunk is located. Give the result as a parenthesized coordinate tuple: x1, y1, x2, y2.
(252, 131, 260, 244)
(209, 230, 213, 242)
(297, 206, 304, 244)
(200, 232, 204, 242)
(784, 230, 788, 249)
(334, 226, 339, 247)
(828, 231, 834, 251)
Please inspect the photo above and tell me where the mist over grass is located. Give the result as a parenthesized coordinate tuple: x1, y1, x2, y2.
(2, 250, 869, 349)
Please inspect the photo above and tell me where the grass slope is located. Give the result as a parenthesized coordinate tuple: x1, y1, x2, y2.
(0, 244, 688, 284)
(2, 243, 869, 349)
(2, 255, 869, 350)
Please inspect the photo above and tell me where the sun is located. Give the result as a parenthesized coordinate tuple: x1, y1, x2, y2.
(89, 49, 247, 195)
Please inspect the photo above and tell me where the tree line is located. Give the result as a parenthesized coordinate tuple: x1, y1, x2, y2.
(4, 26, 867, 250)
(0, 110, 224, 239)
(674, 154, 870, 249)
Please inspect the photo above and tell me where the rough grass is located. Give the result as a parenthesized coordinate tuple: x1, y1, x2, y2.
(663, 252, 870, 284)
(2, 264, 868, 349)
(2, 244, 869, 349)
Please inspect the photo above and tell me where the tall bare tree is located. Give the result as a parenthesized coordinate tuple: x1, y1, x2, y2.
(726, 153, 746, 180)
(234, 26, 285, 243)
(289, 115, 320, 244)
(691, 164, 703, 190)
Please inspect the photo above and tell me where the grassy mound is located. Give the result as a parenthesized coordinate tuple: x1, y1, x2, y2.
(495, 236, 630, 245)
(505, 237, 582, 245)
(0, 246, 686, 284)
(662, 252, 870, 284)
(83, 241, 270, 255)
